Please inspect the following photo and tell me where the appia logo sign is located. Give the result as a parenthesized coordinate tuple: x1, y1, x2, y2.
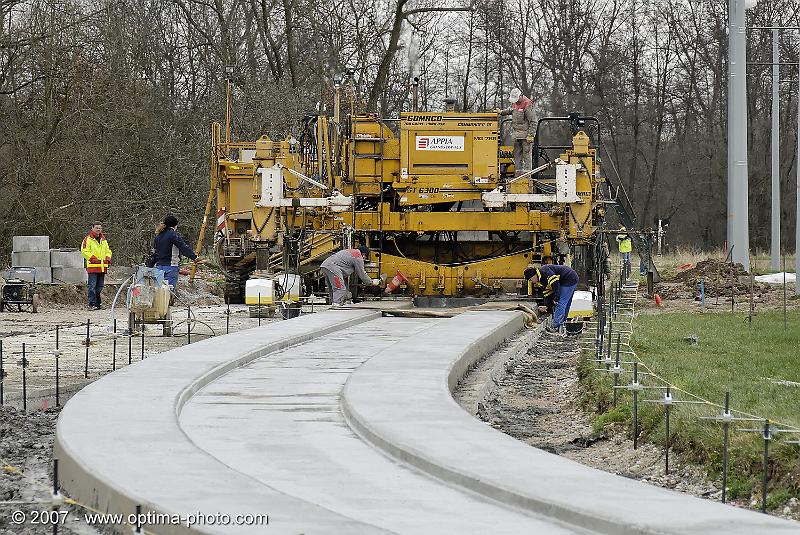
(415, 135, 465, 151)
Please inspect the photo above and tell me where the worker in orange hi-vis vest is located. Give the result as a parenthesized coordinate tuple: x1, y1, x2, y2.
(80, 221, 112, 310)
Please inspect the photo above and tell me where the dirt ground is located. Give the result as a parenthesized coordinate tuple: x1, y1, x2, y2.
(639, 259, 798, 314)
(0, 271, 296, 534)
(0, 272, 290, 400)
(0, 406, 107, 535)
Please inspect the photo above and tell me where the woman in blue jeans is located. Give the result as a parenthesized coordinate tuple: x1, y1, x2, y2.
(145, 215, 202, 290)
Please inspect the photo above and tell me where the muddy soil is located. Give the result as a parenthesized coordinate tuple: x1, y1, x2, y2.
(655, 259, 776, 300)
(0, 407, 103, 534)
(458, 330, 800, 521)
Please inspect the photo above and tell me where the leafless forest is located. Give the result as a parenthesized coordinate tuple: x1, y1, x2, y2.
(1, 0, 798, 261)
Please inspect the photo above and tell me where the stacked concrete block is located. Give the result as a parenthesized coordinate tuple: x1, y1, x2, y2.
(51, 248, 88, 284)
(12, 251, 52, 267)
(10, 236, 52, 283)
(12, 235, 50, 252)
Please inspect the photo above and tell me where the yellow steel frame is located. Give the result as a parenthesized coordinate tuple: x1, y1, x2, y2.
(202, 111, 603, 297)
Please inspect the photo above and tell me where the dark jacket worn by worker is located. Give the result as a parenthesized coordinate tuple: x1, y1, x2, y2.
(529, 264, 579, 310)
(500, 96, 538, 139)
(145, 227, 197, 267)
(320, 248, 372, 285)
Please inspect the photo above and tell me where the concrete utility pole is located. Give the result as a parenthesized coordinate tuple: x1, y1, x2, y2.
(771, 29, 780, 271)
(727, 0, 751, 271)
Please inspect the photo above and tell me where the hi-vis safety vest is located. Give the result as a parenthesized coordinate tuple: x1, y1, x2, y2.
(617, 235, 632, 253)
(536, 267, 561, 297)
(81, 234, 112, 273)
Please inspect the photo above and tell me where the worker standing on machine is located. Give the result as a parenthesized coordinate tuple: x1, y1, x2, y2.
(81, 221, 113, 310)
(320, 246, 381, 306)
(145, 215, 202, 291)
(499, 88, 537, 174)
(616, 227, 632, 279)
(524, 263, 579, 334)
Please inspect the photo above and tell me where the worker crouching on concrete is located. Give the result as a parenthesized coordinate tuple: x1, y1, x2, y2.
(524, 263, 579, 334)
(500, 88, 538, 174)
(81, 221, 112, 310)
(145, 215, 202, 291)
(320, 246, 382, 306)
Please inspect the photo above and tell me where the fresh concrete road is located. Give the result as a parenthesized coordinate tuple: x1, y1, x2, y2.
(56, 307, 800, 534)
(180, 316, 584, 534)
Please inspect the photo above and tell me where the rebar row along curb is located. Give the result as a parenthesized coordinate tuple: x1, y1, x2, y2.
(54, 307, 394, 535)
(340, 311, 799, 535)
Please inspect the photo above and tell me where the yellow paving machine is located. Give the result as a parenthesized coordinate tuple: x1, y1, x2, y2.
(195, 98, 645, 304)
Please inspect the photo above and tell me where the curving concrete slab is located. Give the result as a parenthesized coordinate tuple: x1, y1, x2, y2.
(342, 311, 800, 535)
(56, 307, 390, 534)
(179, 316, 582, 534)
(56, 304, 799, 535)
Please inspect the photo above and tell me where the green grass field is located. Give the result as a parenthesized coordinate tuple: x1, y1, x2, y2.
(580, 310, 800, 508)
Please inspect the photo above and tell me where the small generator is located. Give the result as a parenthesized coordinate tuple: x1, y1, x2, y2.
(0, 267, 41, 313)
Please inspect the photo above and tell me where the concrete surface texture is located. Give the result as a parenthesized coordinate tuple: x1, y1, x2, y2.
(12, 235, 50, 252)
(7, 239, 85, 285)
(50, 248, 85, 268)
(11, 250, 52, 267)
(180, 316, 580, 534)
(52, 266, 88, 284)
(55, 307, 394, 535)
(342, 312, 800, 535)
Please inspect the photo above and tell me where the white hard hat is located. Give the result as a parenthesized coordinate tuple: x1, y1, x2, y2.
(508, 88, 522, 103)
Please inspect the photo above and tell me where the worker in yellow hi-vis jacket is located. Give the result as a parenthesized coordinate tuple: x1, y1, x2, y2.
(616, 227, 632, 277)
(81, 221, 112, 310)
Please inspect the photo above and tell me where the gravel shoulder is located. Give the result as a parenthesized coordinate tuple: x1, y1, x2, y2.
(453, 329, 800, 519)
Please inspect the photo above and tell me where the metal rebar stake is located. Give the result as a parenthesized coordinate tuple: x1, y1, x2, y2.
(84, 319, 90, 379)
(722, 392, 731, 503)
(187, 305, 192, 345)
(55, 338, 60, 408)
(52, 458, 60, 535)
(595, 297, 604, 361)
(112, 319, 117, 372)
(613, 334, 621, 407)
(53, 325, 61, 407)
(141, 317, 145, 360)
(762, 420, 771, 514)
(258, 292, 262, 327)
(611, 282, 617, 318)
(53, 458, 59, 495)
(633, 362, 639, 450)
(226, 302, 230, 334)
(664, 386, 672, 475)
(22, 343, 27, 412)
(606, 312, 614, 363)
(128, 330, 132, 365)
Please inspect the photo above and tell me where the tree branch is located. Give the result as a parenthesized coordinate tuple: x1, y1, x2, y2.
(402, 6, 471, 17)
